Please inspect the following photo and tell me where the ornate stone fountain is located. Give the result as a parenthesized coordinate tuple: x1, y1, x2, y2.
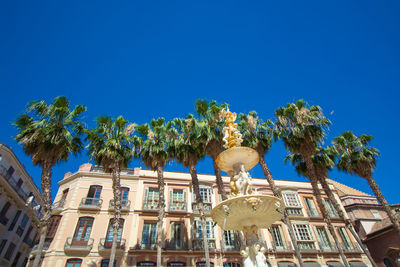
(210, 109, 285, 267)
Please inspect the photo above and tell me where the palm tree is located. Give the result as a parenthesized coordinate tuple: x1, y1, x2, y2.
(14, 96, 86, 267)
(85, 116, 135, 267)
(195, 99, 228, 200)
(135, 118, 174, 267)
(275, 100, 350, 267)
(170, 115, 211, 267)
(237, 111, 305, 267)
(333, 131, 400, 234)
(285, 146, 377, 267)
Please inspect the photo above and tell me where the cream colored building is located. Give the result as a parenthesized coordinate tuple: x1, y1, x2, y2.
(36, 163, 372, 267)
(0, 143, 43, 267)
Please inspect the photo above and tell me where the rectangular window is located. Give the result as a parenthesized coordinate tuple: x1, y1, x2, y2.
(105, 219, 124, 243)
(16, 214, 29, 236)
(223, 230, 235, 247)
(4, 242, 16, 260)
(143, 188, 159, 209)
(141, 222, 157, 247)
(0, 202, 11, 217)
(61, 189, 69, 201)
(170, 189, 186, 211)
(337, 227, 353, 250)
(7, 166, 15, 178)
(199, 186, 212, 203)
(271, 225, 285, 249)
(0, 240, 7, 254)
(47, 215, 62, 239)
(170, 222, 183, 248)
(73, 217, 94, 242)
(304, 197, 319, 217)
(194, 221, 214, 239)
(323, 199, 338, 218)
(8, 210, 21, 231)
(316, 226, 332, 249)
(11, 251, 21, 267)
(16, 178, 23, 188)
(293, 224, 313, 241)
(121, 187, 129, 200)
(283, 192, 301, 207)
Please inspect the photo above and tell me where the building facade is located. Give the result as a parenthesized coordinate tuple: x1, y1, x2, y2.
(37, 163, 372, 267)
(0, 143, 43, 267)
(328, 179, 400, 267)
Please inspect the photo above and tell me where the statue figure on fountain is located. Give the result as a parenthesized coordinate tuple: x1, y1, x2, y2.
(231, 163, 253, 196)
(240, 241, 269, 267)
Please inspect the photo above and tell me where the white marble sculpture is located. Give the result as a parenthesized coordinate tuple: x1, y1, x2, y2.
(231, 163, 253, 196)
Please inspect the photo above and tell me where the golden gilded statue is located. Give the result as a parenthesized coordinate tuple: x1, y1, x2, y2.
(220, 108, 243, 149)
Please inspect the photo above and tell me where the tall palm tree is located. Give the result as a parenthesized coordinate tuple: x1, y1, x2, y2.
(286, 146, 377, 267)
(135, 118, 174, 267)
(85, 116, 135, 267)
(170, 115, 211, 267)
(238, 111, 305, 267)
(275, 100, 350, 267)
(195, 99, 228, 200)
(14, 96, 86, 267)
(333, 131, 400, 234)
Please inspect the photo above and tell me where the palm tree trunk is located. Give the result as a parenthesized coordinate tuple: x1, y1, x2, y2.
(364, 175, 400, 234)
(156, 165, 165, 267)
(109, 167, 122, 267)
(317, 172, 377, 267)
(32, 162, 53, 267)
(189, 160, 211, 267)
(302, 153, 350, 267)
(258, 154, 304, 267)
(211, 155, 227, 201)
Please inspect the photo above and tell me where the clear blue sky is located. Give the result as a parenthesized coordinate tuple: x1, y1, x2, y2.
(1, 1, 399, 203)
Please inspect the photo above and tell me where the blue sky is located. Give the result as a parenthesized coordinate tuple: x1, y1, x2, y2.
(1, 1, 399, 203)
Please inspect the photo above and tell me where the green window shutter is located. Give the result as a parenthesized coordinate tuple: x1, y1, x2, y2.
(143, 188, 149, 209)
(169, 189, 173, 210)
(183, 190, 187, 211)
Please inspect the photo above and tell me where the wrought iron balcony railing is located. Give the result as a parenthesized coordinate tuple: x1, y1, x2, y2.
(169, 202, 187, 212)
(0, 165, 30, 201)
(51, 200, 65, 213)
(79, 197, 103, 209)
(192, 203, 212, 213)
(192, 239, 216, 251)
(98, 238, 126, 251)
(164, 239, 189, 250)
(109, 199, 131, 211)
(143, 201, 159, 211)
(64, 237, 94, 251)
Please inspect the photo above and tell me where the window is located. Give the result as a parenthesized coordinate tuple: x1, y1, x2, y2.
(73, 217, 94, 242)
(282, 192, 301, 207)
(198, 186, 212, 203)
(337, 227, 352, 250)
(170, 189, 186, 211)
(11, 252, 21, 267)
(8, 210, 21, 231)
(121, 187, 129, 200)
(16, 178, 23, 188)
(16, 214, 29, 236)
(101, 259, 116, 267)
(304, 198, 319, 217)
(4, 242, 16, 260)
(223, 230, 235, 247)
(47, 215, 62, 239)
(0, 240, 7, 254)
(85, 185, 102, 205)
(61, 189, 69, 201)
(7, 166, 15, 178)
(141, 222, 157, 248)
(293, 224, 313, 241)
(323, 199, 338, 218)
(143, 188, 159, 209)
(372, 211, 381, 219)
(65, 258, 82, 267)
(0, 202, 11, 217)
(271, 225, 286, 249)
(315, 226, 332, 250)
(170, 222, 183, 248)
(224, 263, 241, 267)
(105, 219, 124, 244)
(194, 220, 214, 239)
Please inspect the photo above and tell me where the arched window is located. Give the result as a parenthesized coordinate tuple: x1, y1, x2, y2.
(86, 185, 103, 204)
(105, 218, 125, 245)
(73, 217, 94, 244)
(65, 258, 82, 267)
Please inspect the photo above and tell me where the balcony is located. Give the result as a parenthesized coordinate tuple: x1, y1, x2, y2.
(109, 199, 131, 212)
(192, 203, 212, 214)
(51, 200, 65, 214)
(64, 237, 94, 252)
(135, 243, 157, 250)
(143, 201, 159, 211)
(0, 164, 30, 201)
(165, 239, 188, 250)
(169, 202, 187, 212)
(79, 197, 102, 210)
(192, 239, 216, 251)
(286, 208, 303, 217)
(98, 238, 126, 253)
(31, 241, 51, 255)
(298, 241, 317, 252)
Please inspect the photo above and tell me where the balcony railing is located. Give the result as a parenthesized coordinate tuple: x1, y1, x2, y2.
(136, 243, 157, 250)
(143, 201, 159, 211)
(31, 241, 51, 255)
(0, 165, 30, 201)
(286, 208, 303, 216)
(297, 241, 317, 252)
(98, 238, 126, 251)
(109, 199, 131, 211)
(64, 237, 94, 252)
(192, 203, 212, 214)
(169, 202, 187, 212)
(51, 200, 65, 213)
(79, 197, 102, 210)
(165, 239, 189, 250)
(192, 239, 216, 251)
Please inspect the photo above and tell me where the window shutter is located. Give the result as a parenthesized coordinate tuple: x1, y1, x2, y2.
(143, 188, 149, 209)
(169, 189, 173, 210)
(183, 190, 187, 210)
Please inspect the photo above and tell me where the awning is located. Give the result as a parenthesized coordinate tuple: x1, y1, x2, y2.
(278, 261, 298, 267)
(349, 261, 368, 267)
(326, 261, 344, 267)
(304, 262, 321, 267)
